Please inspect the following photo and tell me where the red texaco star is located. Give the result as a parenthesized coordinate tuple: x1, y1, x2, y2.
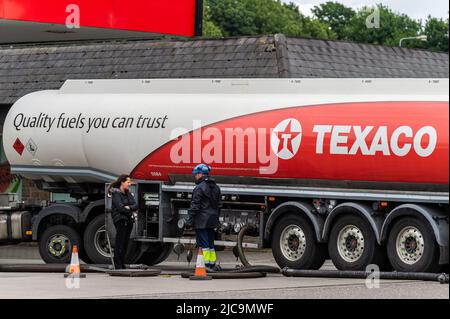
(276, 120, 301, 155)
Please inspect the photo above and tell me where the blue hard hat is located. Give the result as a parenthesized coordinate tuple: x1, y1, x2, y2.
(192, 164, 211, 175)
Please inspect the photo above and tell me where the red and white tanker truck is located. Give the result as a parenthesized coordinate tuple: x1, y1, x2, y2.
(1, 78, 448, 272)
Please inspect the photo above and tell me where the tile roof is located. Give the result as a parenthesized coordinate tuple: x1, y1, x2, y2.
(0, 34, 448, 105)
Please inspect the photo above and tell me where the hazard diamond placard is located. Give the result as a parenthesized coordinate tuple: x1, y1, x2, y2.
(13, 138, 25, 155)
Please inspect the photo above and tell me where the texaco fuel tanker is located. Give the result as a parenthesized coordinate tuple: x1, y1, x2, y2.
(2, 79, 449, 273)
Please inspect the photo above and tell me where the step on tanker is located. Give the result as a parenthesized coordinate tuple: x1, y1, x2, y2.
(1, 79, 448, 272)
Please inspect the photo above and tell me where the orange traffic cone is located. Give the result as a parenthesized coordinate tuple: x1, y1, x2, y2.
(189, 247, 212, 280)
(64, 245, 86, 278)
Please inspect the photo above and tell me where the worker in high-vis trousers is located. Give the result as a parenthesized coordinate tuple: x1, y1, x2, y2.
(186, 164, 222, 269)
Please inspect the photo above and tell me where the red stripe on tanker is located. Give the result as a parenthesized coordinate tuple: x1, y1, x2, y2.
(131, 101, 449, 185)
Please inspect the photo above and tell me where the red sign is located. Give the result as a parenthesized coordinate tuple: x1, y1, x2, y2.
(13, 138, 24, 156)
(0, 0, 202, 36)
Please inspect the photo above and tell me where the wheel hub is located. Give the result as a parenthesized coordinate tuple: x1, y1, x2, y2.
(337, 225, 365, 263)
(396, 226, 424, 265)
(280, 225, 306, 262)
(288, 234, 300, 251)
(48, 234, 69, 258)
(345, 236, 358, 251)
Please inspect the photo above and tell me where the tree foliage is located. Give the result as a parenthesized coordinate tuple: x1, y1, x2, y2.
(203, 0, 224, 38)
(202, 0, 449, 52)
(343, 4, 422, 47)
(312, 1, 355, 39)
(204, 0, 333, 39)
(424, 16, 449, 52)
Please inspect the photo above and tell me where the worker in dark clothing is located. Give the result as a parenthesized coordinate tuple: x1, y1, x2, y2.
(109, 174, 138, 269)
(186, 164, 222, 269)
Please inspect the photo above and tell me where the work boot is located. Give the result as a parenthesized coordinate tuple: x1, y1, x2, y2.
(205, 265, 216, 273)
(206, 264, 221, 273)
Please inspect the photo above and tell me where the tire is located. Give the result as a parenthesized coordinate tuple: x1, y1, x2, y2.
(125, 243, 145, 264)
(387, 217, 440, 273)
(78, 249, 93, 264)
(328, 215, 387, 271)
(39, 225, 82, 264)
(83, 214, 143, 264)
(138, 243, 173, 266)
(271, 214, 327, 270)
(83, 215, 112, 264)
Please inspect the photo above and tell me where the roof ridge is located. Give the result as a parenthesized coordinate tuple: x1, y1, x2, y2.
(274, 34, 289, 77)
(2, 34, 447, 55)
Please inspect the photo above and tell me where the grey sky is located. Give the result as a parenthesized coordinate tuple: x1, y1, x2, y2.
(285, 0, 449, 21)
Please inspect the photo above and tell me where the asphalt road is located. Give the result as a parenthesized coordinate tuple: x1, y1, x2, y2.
(0, 244, 448, 299)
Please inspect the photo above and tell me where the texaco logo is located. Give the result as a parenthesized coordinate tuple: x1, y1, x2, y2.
(270, 118, 302, 160)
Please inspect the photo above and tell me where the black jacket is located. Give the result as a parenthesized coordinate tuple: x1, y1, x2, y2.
(188, 176, 221, 230)
(110, 188, 138, 224)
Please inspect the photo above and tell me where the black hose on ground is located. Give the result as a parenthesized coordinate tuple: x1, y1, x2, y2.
(0, 263, 150, 273)
(181, 272, 266, 279)
(180, 225, 280, 279)
(216, 266, 279, 274)
(107, 269, 161, 277)
(236, 226, 280, 274)
(282, 268, 450, 284)
(0, 264, 107, 273)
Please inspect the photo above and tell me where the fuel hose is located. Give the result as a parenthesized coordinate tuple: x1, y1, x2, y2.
(282, 268, 450, 284)
(0, 264, 108, 273)
(0, 263, 150, 273)
(180, 272, 266, 279)
(181, 225, 280, 279)
(236, 225, 280, 274)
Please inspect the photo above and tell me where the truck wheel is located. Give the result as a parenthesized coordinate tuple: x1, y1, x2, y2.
(78, 249, 93, 264)
(138, 243, 173, 266)
(125, 243, 145, 264)
(83, 215, 112, 264)
(328, 215, 386, 271)
(387, 217, 440, 273)
(271, 214, 327, 269)
(83, 214, 143, 264)
(39, 225, 82, 264)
